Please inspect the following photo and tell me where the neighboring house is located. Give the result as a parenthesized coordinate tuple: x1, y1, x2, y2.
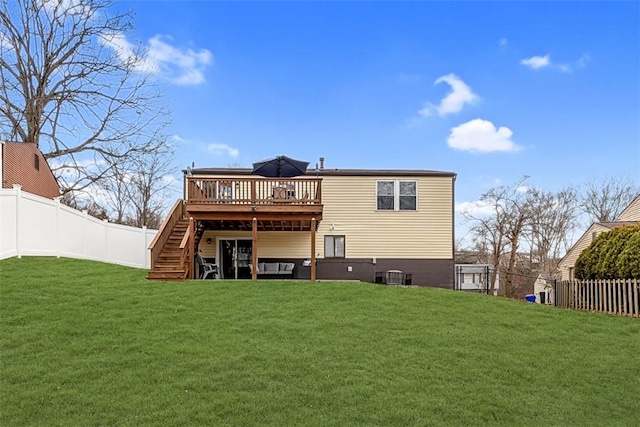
(454, 264, 499, 295)
(148, 161, 456, 287)
(558, 194, 640, 281)
(1, 141, 60, 198)
(533, 274, 553, 304)
(617, 194, 640, 221)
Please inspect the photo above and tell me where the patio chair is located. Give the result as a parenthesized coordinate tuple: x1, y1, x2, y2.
(195, 253, 219, 279)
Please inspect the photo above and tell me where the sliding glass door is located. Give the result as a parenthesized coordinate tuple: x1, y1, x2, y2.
(219, 239, 252, 279)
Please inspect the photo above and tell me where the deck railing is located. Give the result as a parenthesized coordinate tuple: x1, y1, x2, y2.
(148, 199, 184, 267)
(179, 217, 194, 279)
(186, 177, 322, 206)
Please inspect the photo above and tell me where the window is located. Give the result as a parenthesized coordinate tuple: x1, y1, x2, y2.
(376, 180, 417, 211)
(34, 154, 40, 171)
(325, 235, 345, 258)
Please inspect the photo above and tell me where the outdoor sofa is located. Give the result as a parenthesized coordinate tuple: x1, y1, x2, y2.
(250, 261, 295, 277)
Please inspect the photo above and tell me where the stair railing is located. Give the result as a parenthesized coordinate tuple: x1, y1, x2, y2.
(179, 217, 195, 279)
(149, 199, 185, 270)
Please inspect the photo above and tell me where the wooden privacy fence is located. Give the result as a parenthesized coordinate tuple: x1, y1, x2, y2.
(554, 279, 639, 318)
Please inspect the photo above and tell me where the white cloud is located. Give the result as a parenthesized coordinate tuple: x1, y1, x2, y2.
(499, 38, 508, 49)
(455, 200, 495, 217)
(577, 53, 591, 68)
(147, 35, 212, 85)
(100, 32, 157, 73)
(419, 73, 478, 117)
(520, 55, 550, 70)
(447, 118, 520, 153)
(171, 134, 186, 144)
(43, 0, 95, 19)
(521, 53, 589, 73)
(100, 33, 212, 85)
(558, 64, 572, 73)
(207, 143, 239, 158)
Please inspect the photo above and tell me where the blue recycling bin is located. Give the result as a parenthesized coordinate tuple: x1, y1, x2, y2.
(525, 294, 536, 303)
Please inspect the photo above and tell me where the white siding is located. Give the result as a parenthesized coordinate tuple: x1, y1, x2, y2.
(617, 195, 640, 221)
(558, 223, 611, 281)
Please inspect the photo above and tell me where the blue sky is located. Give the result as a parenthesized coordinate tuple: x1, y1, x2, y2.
(113, 1, 639, 240)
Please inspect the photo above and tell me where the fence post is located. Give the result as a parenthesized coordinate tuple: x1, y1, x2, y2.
(617, 280, 621, 316)
(54, 196, 62, 258)
(142, 226, 148, 269)
(104, 219, 109, 263)
(83, 210, 89, 259)
(631, 279, 640, 317)
(623, 279, 629, 316)
(13, 185, 22, 258)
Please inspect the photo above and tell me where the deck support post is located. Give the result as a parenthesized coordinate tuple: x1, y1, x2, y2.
(252, 217, 258, 281)
(311, 217, 316, 282)
(189, 216, 195, 279)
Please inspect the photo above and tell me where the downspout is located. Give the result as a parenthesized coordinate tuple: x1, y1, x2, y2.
(451, 174, 457, 289)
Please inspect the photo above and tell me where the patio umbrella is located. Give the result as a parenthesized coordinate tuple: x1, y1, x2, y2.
(251, 155, 309, 178)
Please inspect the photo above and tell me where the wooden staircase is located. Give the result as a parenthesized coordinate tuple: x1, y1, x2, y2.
(147, 218, 190, 280)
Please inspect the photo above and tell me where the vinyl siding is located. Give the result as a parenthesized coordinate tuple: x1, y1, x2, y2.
(197, 174, 454, 261)
(199, 230, 312, 260)
(558, 223, 611, 281)
(617, 195, 640, 221)
(319, 175, 453, 259)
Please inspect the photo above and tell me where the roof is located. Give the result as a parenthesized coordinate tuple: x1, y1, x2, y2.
(188, 167, 456, 178)
(596, 221, 638, 229)
(558, 220, 639, 267)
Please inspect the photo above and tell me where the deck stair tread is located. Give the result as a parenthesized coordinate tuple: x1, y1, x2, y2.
(147, 218, 191, 281)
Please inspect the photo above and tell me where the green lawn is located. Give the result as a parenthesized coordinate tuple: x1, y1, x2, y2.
(1, 258, 639, 426)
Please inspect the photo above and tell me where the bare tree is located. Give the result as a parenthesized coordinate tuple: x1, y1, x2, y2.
(462, 195, 510, 295)
(463, 177, 532, 297)
(526, 187, 579, 277)
(59, 192, 109, 220)
(580, 176, 640, 223)
(123, 143, 177, 228)
(496, 178, 533, 298)
(0, 0, 168, 194)
(469, 223, 506, 294)
(98, 162, 133, 224)
(96, 141, 176, 228)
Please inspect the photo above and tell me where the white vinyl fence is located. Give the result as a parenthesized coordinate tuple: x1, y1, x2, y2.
(0, 185, 157, 269)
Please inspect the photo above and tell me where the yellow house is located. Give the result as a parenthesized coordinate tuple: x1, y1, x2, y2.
(558, 194, 640, 281)
(148, 164, 456, 287)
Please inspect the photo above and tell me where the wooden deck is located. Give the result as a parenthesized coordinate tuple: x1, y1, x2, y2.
(148, 177, 323, 281)
(185, 177, 323, 221)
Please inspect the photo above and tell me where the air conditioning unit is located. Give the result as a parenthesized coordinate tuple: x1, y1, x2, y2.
(386, 270, 403, 285)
